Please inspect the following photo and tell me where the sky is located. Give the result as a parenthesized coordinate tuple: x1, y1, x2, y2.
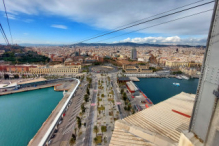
(0, 0, 214, 45)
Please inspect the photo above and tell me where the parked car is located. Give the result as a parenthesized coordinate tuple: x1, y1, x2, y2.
(48, 139, 52, 145)
(51, 134, 56, 139)
(58, 120, 62, 125)
(54, 129, 58, 133)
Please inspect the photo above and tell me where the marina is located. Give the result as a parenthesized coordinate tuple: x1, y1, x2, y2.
(134, 78, 199, 104)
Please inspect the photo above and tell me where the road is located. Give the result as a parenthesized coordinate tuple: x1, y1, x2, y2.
(83, 75, 98, 146)
(111, 73, 126, 119)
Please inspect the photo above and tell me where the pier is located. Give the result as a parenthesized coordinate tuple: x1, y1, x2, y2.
(0, 78, 76, 96)
(28, 79, 80, 146)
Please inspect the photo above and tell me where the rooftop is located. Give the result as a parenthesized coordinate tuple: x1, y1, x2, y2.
(109, 92, 195, 146)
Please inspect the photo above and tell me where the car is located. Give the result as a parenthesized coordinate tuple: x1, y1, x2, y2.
(54, 129, 58, 133)
(51, 134, 56, 139)
(58, 120, 62, 125)
(48, 139, 52, 145)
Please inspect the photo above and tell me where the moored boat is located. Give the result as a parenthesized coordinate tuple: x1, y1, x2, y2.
(181, 75, 189, 80)
(176, 76, 182, 80)
(173, 83, 180, 86)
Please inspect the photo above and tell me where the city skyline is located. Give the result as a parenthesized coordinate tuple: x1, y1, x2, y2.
(0, 0, 214, 45)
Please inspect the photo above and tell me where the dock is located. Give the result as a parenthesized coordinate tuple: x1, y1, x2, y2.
(0, 80, 75, 96)
(28, 80, 78, 146)
(0, 83, 57, 96)
(129, 77, 140, 81)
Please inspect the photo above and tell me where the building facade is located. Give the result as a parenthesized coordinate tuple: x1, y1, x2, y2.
(0, 65, 37, 73)
(122, 64, 153, 73)
(131, 48, 137, 60)
(29, 66, 80, 74)
(165, 60, 202, 68)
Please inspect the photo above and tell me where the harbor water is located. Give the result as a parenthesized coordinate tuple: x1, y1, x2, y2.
(0, 87, 63, 146)
(134, 78, 199, 104)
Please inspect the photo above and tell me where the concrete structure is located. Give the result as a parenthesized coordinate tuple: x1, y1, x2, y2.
(28, 79, 80, 146)
(184, 1, 219, 145)
(109, 92, 195, 146)
(123, 64, 153, 73)
(0, 65, 37, 73)
(29, 65, 81, 74)
(165, 60, 201, 68)
(131, 48, 137, 60)
(126, 81, 138, 93)
(125, 73, 158, 77)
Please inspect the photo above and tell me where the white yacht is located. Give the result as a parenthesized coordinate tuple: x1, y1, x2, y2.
(181, 75, 189, 80)
(176, 76, 182, 80)
(173, 83, 180, 86)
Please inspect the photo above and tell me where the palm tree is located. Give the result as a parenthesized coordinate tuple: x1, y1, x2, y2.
(93, 125, 99, 136)
(74, 128, 77, 135)
(69, 137, 76, 146)
(101, 125, 107, 135)
(93, 137, 98, 145)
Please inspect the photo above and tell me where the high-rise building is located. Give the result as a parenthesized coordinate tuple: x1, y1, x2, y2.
(131, 48, 137, 60)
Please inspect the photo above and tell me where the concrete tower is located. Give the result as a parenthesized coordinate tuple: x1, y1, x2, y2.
(179, 1, 219, 145)
(131, 48, 137, 60)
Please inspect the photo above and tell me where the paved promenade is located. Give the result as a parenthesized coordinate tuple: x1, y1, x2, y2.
(49, 81, 87, 146)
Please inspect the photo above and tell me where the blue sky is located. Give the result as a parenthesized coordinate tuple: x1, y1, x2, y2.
(0, 0, 214, 45)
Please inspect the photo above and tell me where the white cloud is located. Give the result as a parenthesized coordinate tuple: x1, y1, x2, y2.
(0, 0, 213, 36)
(119, 36, 206, 45)
(0, 0, 214, 45)
(4, 13, 16, 19)
(51, 24, 68, 29)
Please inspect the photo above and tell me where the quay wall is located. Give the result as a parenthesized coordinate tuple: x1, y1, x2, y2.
(0, 78, 75, 96)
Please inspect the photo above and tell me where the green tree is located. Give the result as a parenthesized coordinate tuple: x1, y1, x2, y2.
(14, 74, 19, 79)
(69, 137, 76, 146)
(81, 104, 85, 113)
(93, 125, 99, 136)
(4, 74, 9, 79)
(87, 87, 90, 95)
(93, 137, 98, 145)
(84, 94, 89, 102)
(101, 126, 107, 135)
(122, 92, 127, 101)
(74, 128, 77, 135)
(77, 117, 81, 129)
(120, 88, 124, 94)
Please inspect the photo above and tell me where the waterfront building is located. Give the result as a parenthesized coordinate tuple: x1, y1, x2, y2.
(179, 66, 199, 76)
(0, 65, 37, 73)
(126, 81, 138, 93)
(29, 65, 81, 74)
(165, 60, 202, 68)
(131, 48, 137, 60)
(109, 92, 195, 146)
(122, 64, 153, 73)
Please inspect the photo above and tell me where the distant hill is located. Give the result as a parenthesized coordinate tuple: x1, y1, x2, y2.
(0, 44, 25, 51)
(0, 45, 50, 64)
(68, 42, 205, 48)
(18, 42, 205, 48)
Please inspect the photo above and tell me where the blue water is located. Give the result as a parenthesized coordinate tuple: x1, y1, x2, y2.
(0, 87, 63, 146)
(134, 78, 199, 104)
